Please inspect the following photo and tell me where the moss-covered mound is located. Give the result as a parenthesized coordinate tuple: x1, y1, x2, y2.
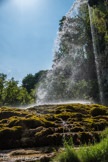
(0, 104, 108, 149)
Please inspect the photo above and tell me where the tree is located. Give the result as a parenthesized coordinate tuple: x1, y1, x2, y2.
(0, 73, 7, 105)
(22, 74, 36, 93)
(0, 75, 35, 106)
(22, 70, 48, 93)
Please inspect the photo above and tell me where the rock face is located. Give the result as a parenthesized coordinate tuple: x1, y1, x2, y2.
(0, 104, 108, 149)
(88, 0, 105, 7)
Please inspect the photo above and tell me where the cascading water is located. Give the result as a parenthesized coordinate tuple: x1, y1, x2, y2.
(36, 0, 102, 105)
(88, 6, 104, 105)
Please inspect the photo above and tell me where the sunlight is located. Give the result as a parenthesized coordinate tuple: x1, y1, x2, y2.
(13, 0, 39, 10)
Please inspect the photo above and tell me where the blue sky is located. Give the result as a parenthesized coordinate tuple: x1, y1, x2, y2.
(0, 0, 74, 83)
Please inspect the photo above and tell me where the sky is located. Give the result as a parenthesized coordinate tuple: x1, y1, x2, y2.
(0, 0, 74, 84)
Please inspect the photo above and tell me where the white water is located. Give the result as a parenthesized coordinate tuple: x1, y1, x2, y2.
(36, 0, 89, 105)
(36, 0, 103, 105)
(23, 100, 92, 109)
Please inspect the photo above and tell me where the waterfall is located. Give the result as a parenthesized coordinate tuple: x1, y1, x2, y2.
(36, 0, 103, 105)
(36, 0, 89, 104)
(88, 5, 104, 105)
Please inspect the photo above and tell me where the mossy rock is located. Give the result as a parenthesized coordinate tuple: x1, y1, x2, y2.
(55, 127, 64, 133)
(54, 112, 72, 120)
(47, 133, 63, 146)
(79, 132, 100, 144)
(91, 107, 107, 116)
(0, 126, 22, 139)
(44, 120, 56, 128)
(0, 119, 8, 124)
(0, 104, 108, 149)
(0, 126, 23, 149)
(20, 137, 36, 148)
(0, 111, 21, 120)
(36, 127, 54, 137)
(79, 132, 93, 144)
(34, 132, 62, 147)
(0, 106, 28, 120)
(71, 126, 85, 132)
(12, 118, 44, 128)
(91, 121, 107, 131)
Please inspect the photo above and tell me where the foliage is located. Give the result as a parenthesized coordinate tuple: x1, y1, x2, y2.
(78, 130, 108, 162)
(22, 74, 36, 93)
(0, 74, 35, 106)
(22, 70, 47, 93)
(54, 146, 80, 162)
(91, 1, 108, 47)
(0, 70, 48, 106)
(53, 128, 108, 162)
(0, 73, 7, 105)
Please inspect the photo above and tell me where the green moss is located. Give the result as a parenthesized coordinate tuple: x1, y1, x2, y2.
(71, 126, 85, 132)
(90, 106, 107, 116)
(91, 121, 107, 131)
(35, 127, 54, 137)
(54, 112, 72, 120)
(0, 126, 22, 141)
(0, 119, 8, 124)
(0, 104, 108, 149)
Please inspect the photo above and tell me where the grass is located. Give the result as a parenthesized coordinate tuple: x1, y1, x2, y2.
(52, 128, 108, 162)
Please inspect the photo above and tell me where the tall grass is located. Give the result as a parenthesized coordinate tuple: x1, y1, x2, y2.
(78, 136, 108, 162)
(52, 128, 108, 162)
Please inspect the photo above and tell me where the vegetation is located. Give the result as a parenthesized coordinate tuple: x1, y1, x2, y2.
(0, 70, 47, 106)
(0, 74, 34, 106)
(53, 128, 108, 162)
(22, 70, 47, 93)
